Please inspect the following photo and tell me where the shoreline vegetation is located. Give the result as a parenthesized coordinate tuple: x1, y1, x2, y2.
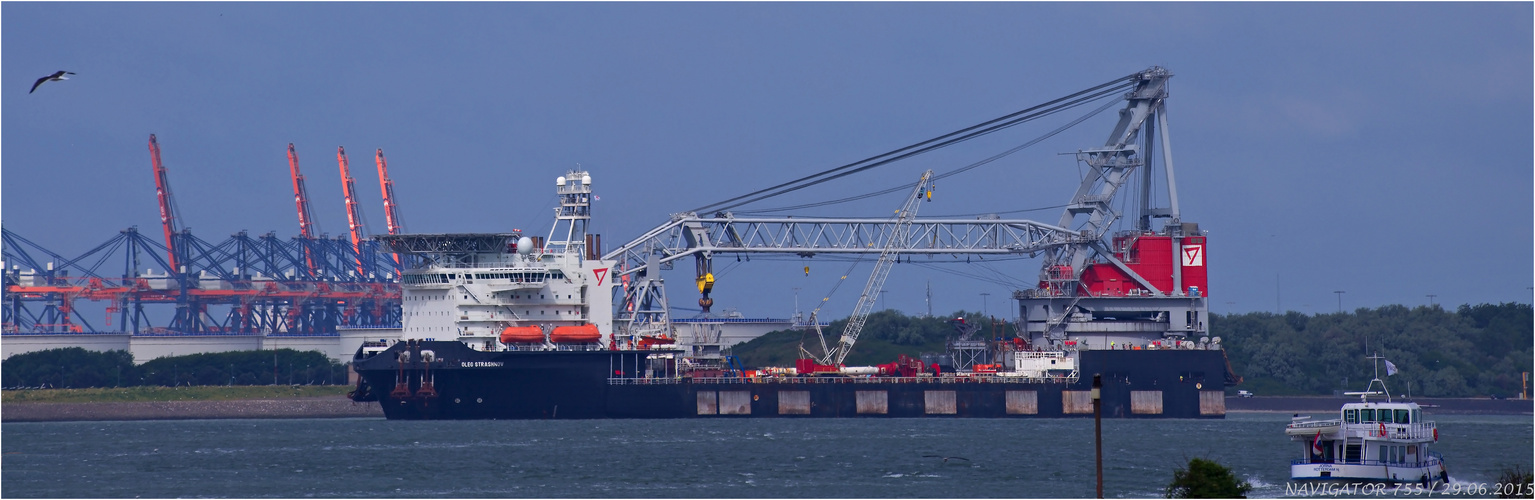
(2, 385, 352, 404)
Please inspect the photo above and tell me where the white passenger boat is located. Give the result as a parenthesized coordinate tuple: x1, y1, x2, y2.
(1287, 354, 1449, 485)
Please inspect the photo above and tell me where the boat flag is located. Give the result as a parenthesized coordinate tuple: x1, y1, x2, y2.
(1385, 359, 1398, 376)
(1312, 430, 1323, 456)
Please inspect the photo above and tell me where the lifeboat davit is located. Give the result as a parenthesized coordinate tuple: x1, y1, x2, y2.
(500, 326, 545, 344)
(550, 324, 601, 343)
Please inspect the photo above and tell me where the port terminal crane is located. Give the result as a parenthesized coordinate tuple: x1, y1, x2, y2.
(375, 149, 405, 274)
(3, 138, 405, 337)
(288, 143, 321, 275)
(337, 146, 369, 277)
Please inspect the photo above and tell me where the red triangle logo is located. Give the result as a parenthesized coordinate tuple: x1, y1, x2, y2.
(593, 268, 609, 286)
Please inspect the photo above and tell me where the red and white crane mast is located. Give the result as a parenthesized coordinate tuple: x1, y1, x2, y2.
(337, 146, 367, 276)
(375, 149, 404, 274)
(375, 149, 404, 236)
(287, 144, 320, 274)
(148, 134, 182, 273)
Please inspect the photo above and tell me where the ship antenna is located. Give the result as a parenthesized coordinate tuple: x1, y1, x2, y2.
(1365, 351, 1392, 403)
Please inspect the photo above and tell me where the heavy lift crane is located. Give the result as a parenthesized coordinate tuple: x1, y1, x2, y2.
(606, 67, 1214, 371)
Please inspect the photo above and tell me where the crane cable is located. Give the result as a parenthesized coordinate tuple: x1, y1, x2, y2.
(698, 83, 1131, 214)
(691, 74, 1138, 214)
(735, 94, 1123, 215)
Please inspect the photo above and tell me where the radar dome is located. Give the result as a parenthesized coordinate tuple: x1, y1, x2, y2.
(516, 236, 534, 255)
(581, 174, 592, 185)
(556, 176, 566, 186)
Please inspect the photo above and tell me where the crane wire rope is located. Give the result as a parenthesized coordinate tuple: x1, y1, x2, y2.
(691, 75, 1137, 214)
(909, 261, 1022, 289)
(735, 94, 1123, 215)
(705, 85, 1130, 214)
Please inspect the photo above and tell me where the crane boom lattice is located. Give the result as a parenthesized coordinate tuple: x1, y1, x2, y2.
(816, 169, 933, 366)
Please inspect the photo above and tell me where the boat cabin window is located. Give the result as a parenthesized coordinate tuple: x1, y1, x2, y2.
(1379, 409, 1394, 423)
(1413, 409, 1421, 423)
(1344, 409, 1358, 423)
(1360, 408, 1375, 422)
(1396, 409, 1409, 424)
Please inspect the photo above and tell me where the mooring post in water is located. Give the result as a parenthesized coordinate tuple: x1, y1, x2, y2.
(1093, 373, 1103, 499)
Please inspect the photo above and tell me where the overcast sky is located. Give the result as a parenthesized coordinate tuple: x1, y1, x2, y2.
(4, 2, 1531, 321)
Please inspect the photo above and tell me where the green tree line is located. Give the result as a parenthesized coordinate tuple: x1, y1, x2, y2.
(1217, 303, 1532, 397)
(2, 348, 347, 389)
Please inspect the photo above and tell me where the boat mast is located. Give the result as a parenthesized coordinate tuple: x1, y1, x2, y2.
(1344, 352, 1394, 403)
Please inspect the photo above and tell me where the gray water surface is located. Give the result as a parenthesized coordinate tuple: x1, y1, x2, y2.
(3, 413, 1529, 498)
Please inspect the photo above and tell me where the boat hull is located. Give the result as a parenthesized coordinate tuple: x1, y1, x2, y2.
(353, 341, 1231, 419)
(1291, 462, 1449, 484)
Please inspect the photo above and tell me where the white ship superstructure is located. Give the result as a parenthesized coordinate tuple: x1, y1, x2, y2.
(384, 169, 616, 352)
(1287, 355, 1449, 485)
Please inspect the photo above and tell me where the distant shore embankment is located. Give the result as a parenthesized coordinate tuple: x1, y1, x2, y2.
(3, 396, 382, 422)
(1226, 395, 1532, 415)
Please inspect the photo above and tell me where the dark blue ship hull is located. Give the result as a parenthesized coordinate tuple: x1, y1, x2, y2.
(350, 341, 1231, 419)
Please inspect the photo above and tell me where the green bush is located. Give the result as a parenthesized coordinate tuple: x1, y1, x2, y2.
(1165, 457, 1252, 498)
(1497, 465, 1533, 499)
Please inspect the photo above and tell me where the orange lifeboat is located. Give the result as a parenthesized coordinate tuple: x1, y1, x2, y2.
(500, 326, 545, 344)
(550, 324, 601, 343)
(637, 335, 676, 349)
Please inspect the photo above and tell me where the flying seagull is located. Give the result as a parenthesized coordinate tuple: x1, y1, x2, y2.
(923, 454, 970, 463)
(30, 71, 75, 94)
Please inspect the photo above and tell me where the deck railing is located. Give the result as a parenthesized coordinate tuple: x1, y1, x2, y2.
(1335, 421, 1439, 440)
(1288, 419, 1341, 431)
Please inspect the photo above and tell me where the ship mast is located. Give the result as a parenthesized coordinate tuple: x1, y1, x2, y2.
(546, 169, 593, 257)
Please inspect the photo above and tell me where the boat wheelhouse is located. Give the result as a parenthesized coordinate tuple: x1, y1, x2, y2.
(1287, 355, 1449, 485)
